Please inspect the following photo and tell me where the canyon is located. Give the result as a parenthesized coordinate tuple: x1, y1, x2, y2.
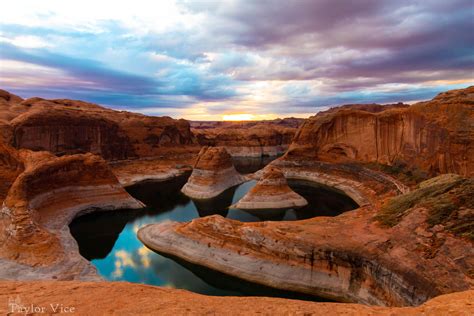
(0, 87, 472, 314)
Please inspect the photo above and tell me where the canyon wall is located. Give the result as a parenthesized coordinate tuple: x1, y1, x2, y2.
(285, 86, 474, 177)
(0, 91, 197, 160)
(192, 120, 302, 157)
(0, 144, 143, 270)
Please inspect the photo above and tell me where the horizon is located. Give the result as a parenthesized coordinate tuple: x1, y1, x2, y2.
(1, 0, 473, 120)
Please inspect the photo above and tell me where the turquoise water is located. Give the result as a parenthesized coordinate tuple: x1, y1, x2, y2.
(70, 174, 357, 297)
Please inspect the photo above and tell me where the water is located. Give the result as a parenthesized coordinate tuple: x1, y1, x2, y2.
(70, 169, 358, 299)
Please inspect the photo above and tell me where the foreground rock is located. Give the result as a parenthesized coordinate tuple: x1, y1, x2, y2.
(0, 281, 472, 315)
(181, 147, 246, 199)
(0, 142, 143, 280)
(286, 86, 474, 177)
(234, 166, 307, 210)
(139, 174, 473, 307)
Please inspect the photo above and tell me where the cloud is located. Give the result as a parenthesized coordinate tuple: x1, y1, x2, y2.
(1, 0, 473, 119)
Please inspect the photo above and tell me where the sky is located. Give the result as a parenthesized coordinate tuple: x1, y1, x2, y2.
(0, 0, 473, 120)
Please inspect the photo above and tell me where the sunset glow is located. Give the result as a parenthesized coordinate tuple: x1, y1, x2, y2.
(0, 0, 472, 119)
(222, 114, 256, 121)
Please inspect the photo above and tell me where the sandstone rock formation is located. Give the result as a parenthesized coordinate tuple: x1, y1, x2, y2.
(139, 173, 473, 307)
(0, 281, 472, 315)
(192, 120, 302, 157)
(181, 146, 246, 199)
(0, 92, 197, 160)
(0, 143, 143, 279)
(234, 166, 307, 210)
(286, 86, 474, 177)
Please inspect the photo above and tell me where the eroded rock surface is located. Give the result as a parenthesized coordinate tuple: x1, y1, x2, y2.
(192, 119, 302, 157)
(234, 166, 307, 210)
(181, 146, 246, 199)
(2, 94, 197, 160)
(0, 281, 472, 315)
(286, 86, 474, 176)
(139, 174, 473, 307)
(0, 143, 143, 280)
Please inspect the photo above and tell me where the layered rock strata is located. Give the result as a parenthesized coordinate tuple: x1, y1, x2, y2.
(234, 166, 307, 210)
(286, 86, 474, 177)
(0, 281, 472, 315)
(192, 120, 301, 157)
(110, 154, 195, 187)
(0, 91, 197, 160)
(139, 174, 473, 307)
(181, 147, 246, 199)
(0, 143, 143, 280)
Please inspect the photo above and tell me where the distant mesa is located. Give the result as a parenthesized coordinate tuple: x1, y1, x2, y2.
(181, 146, 246, 199)
(233, 166, 307, 211)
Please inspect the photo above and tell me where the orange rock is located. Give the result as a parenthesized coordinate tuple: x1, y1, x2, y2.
(192, 119, 302, 157)
(234, 166, 307, 210)
(285, 86, 474, 177)
(0, 281, 472, 315)
(139, 174, 473, 306)
(181, 146, 246, 199)
(2, 95, 197, 160)
(0, 144, 143, 276)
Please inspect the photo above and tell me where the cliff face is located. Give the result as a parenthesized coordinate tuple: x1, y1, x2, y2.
(285, 86, 474, 177)
(0, 142, 23, 203)
(0, 145, 143, 269)
(193, 121, 300, 157)
(2, 95, 196, 160)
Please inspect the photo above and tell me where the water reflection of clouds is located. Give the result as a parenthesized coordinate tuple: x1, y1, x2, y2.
(112, 249, 136, 279)
(84, 179, 357, 295)
(138, 245, 151, 268)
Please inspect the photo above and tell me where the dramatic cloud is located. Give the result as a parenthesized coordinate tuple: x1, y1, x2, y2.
(1, 0, 473, 119)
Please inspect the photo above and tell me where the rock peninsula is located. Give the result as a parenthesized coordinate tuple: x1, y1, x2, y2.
(234, 166, 307, 210)
(181, 146, 246, 199)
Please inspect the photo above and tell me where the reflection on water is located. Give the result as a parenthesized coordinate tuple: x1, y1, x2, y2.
(70, 172, 358, 299)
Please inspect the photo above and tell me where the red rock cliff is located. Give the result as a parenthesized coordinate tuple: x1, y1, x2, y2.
(285, 86, 474, 177)
(193, 122, 298, 157)
(2, 95, 196, 160)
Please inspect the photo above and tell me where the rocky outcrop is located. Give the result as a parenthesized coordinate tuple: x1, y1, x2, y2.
(1, 94, 197, 160)
(0, 142, 23, 203)
(286, 86, 474, 177)
(193, 121, 300, 157)
(234, 166, 307, 210)
(317, 102, 409, 115)
(139, 173, 473, 307)
(181, 146, 246, 199)
(110, 156, 194, 187)
(1, 281, 473, 315)
(0, 144, 143, 279)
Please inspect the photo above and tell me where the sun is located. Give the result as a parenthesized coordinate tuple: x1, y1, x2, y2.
(222, 114, 255, 121)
